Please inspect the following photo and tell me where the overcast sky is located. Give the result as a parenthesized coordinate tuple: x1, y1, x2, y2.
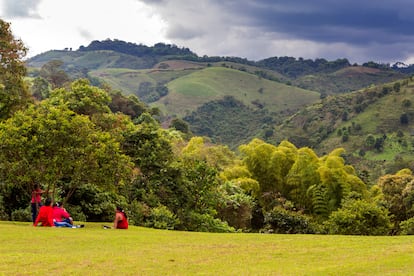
(1, 0, 414, 64)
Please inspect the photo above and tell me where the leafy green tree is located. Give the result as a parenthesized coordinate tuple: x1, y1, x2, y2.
(239, 139, 298, 210)
(219, 165, 260, 197)
(309, 148, 367, 218)
(216, 181, 255, 229)
(31, 77, 51, 100)
(286, 147, 320, 212)
(48, 79, 111, 116)
(108, 91, 148, 119)
(179, 137, 235, 170)
(0, 102, 133, 204)
(377, 169, 414, 229)
(0, 19, 32, 120)
(325, 198, 391, 235)
(39, 60, 70, 89)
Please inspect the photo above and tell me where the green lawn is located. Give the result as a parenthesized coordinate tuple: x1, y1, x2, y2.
(1, 221, 414, 275)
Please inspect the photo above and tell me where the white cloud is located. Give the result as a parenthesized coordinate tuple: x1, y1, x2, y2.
(2, 0, 169, 57)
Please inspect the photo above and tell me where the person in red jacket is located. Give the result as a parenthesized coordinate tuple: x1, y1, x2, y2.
(31, 184, 44, 224)
(53, 202, 73, 227)
(34, 198, 54, 227)
(113, 206, 128, 229)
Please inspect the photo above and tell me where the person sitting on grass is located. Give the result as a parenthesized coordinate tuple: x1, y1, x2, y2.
(53, 202, 85, 228)
(113, 206, 128, 229)
(33, 198, 54, 227)
(53, 202, 74, 227)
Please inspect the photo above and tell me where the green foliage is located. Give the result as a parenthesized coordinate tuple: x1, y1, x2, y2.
(0, 95, 133, 204)
(377, 170, 414, 225)
(31, 77, 51, 100)
(144, 205, 179, 230)
(79, 40, 196, 60)
(39, 60, 70, 89)
(216, 181, 255, 229)
(49, 79, 111, 115)
(0, 19, 32, 120)
(65, 205, 87, 222)
(239, 139, 368, 221)
(183, 211, 235, 233)
(11, 207, 31, 222)
(0, 194, 9, 220)
(325, 199, 391, 235)
(184, 96, 276, 148)
(257, 56, 350, 78)
(263, 206, 318, 234)
(67, 183, 126, 222)
(127, 200, 150, 226)
(108, 91, 148, 119)
(399, 217, 414, 235)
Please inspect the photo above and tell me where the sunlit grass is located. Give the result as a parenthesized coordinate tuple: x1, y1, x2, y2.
(1, 221, 414, 275)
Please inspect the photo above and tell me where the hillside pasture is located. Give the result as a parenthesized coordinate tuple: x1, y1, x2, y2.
(1, 221, 414, 275)
(158, 66, 320, 117)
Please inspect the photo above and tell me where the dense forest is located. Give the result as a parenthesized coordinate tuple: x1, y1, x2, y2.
(2, 19, 414, 235)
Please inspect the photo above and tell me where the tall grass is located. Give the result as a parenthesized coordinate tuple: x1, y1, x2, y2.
(1, 221, 414, 275)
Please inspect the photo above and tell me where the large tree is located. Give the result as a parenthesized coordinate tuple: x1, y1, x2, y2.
(0, 102, 134, 205)
(0, 19, 32, 120)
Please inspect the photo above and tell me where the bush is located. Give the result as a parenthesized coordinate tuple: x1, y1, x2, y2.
(11, 207, 31, 222)
(217, 181, 255, 230)
(128, 200, 150, 226)
(68, 184, 126, 222)
(325, 199, 391, 235)
(65, 205, 87, 222)
(399, 217, 414, 235)
(144, 205, 179, 230)
(263, 206, 319, 234)
(0, 195, 9, 221)
(184, 211, 235, 233)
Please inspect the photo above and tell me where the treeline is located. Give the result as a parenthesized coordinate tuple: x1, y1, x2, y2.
(256, 57, 351, 78)
(79, 39, 196, 58)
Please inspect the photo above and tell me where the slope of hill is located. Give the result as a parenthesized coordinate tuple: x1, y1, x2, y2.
(272, 77, 414, 183)
(155, 66, 319, 117)
(294, 66, 406, 94)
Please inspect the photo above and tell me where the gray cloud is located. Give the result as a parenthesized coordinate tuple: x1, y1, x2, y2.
(141, 0, 414, 63)
(1, 0, 42, 18)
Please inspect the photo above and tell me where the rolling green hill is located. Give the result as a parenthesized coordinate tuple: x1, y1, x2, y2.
(25, 39, 414, 152)
(155, 66, 319, 117)
(273, 77, 414, 183)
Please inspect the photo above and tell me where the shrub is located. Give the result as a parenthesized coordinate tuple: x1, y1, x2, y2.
(65, 205, 87, 222)
(144, 205, 179, 230)
(399, 217, 414, 235)
(263, 206, 318, 234)
(324, 199, 391, 235)
(11, 207, 31, 222)
(184, 211, 235, 233)
(127, 200, 150, 226)
(0, 195, 9, 221)
(217, 181, 255, 230)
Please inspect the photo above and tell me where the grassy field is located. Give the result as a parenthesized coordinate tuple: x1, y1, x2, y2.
(159, 66, 319, 117)
(1, 221, 414, 275)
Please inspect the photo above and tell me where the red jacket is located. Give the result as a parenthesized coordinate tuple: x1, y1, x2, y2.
(53, 206, 70, 222)
(34, 205, 54, 227)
